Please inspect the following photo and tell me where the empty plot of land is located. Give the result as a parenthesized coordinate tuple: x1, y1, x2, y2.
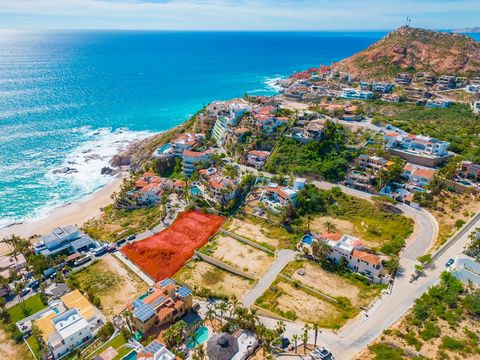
(210, 235, 274, 278)
(0, 328, 32, 360)
(73, 254, 148, 318)
(226, 218, 279, 248)
(291, 261, 379, 307)
(310, 216, 357, 237)
(175, 261, 253, 300)
(275, 281, 340, 325)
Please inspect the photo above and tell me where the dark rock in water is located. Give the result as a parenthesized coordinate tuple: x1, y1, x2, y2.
(101, 166, 117, 176)
(52, 167, 78, 175)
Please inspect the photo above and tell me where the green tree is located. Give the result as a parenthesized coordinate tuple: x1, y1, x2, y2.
(311, 239, 331, 261)
(323, 220, 337, 233)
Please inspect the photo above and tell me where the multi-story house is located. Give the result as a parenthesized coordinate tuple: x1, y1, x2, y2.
(371, 82, 394, 93)
(340, 88, 373, 100)
(0, 254, 26, 279)
(34, 226, 97, 257)
(246, 150, 270, 169)
(127, 279, 192, 334)
(394, 73, 412, 85)
(182, 150, 213, 177)
(402, 163, 436, 187)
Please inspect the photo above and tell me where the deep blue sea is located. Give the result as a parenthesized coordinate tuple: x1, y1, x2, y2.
(1, 30, 478, 227)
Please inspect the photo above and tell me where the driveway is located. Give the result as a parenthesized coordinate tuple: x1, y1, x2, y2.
(242, 249, 297, 307)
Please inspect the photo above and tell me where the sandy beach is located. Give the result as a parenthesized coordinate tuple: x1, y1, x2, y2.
(0, 174, 125, 256)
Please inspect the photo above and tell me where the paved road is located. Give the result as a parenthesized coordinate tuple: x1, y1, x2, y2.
(242, 249, 297, 307)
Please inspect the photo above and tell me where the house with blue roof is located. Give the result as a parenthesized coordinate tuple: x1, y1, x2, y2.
(127, 279, 193, 334)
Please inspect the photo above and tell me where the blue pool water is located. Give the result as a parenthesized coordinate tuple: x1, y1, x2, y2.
(121, 350, 137, 360)
(157, 143, 173, 155)
(190, 186, 202, 195)
(186, 326, 209, 349)
(302, 234, 314, 245)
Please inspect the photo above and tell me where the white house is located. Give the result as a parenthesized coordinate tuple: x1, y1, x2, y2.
(449, 255, 480, 286)
(246, 150, 270, 169)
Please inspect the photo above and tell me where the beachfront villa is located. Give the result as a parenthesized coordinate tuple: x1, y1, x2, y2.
(0, 253, 26, 279)
(33, 289, 105, 359)
(211, 99, 252, 144)
(383, 125, 451, 167)
(127, 279, 193, 335)
(182, 149, 214, 177)
(34, 225, 97, 257)
(299, 232, 388, 283)
(153, 133, 205, 159)
(133, 172, 173, 205)
(246, 150, 270, 170)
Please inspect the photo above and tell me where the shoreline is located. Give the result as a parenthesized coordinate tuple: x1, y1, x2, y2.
(0, 173, 126, 255)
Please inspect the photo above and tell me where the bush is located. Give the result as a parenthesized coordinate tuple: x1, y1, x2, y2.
(404, 331, 422, 351)
(440, 336, 466, 351)
(419, 321, 441, 341)
(369, 343, 404, 360)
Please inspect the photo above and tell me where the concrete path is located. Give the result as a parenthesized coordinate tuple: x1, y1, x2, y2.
(243, 249, 297, 307)
(113, 251, 155, 286)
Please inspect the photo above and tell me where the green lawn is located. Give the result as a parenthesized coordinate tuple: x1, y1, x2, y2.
(88, 333, 129, 359)
(8, 294, 47, 323)
(26, 336, 41, 359)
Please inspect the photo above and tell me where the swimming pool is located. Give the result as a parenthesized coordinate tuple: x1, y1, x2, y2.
(121, 350, 137, 360)
(302, 234, 314, 245)
(190, 186, 202, 195)
(186, 326, 209, 349)
(156, 143, 173, 156)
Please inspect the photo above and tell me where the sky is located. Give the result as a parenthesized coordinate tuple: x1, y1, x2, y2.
(0, 0, 479, 31)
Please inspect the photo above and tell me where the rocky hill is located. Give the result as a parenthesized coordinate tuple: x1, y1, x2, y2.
(332, 26, 480, 80)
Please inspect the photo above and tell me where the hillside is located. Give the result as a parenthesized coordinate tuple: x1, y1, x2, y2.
(332, 26, 480, 80)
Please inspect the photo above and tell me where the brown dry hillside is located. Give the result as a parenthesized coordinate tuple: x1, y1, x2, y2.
(332, 26, 480, 80)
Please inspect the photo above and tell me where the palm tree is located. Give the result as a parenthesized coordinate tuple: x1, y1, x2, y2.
(192, 345, 206, 360)
(275, 320, 286, 338)
(206, 304, 218, 330)
(311, 239, 331, 261)
(305, 213, 314, 233)
(302, 324, 310, 353)
(311, 322, 321, 347)
(292, 334, 299, 354)
(14, 280, 27, 315)
(215, 301, 228, 327)
(122, 310, 134, 334)
(323, 220, 337, 233)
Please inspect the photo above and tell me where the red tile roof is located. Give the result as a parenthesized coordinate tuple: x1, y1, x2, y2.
(352, 249, 381, 265)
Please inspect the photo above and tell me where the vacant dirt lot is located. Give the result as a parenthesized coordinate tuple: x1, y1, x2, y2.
(0, 328, 32, 360)
(292, 261, 379, 307)
(210, 235, 273, 278)
(74, 254, 148, 318)
(310, 216, 357, 237)
(227, 218, 279, 248)
(276, 281, 340, 324)
(176, 261, 253, 300)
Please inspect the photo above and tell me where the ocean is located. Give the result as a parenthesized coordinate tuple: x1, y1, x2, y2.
(1, 30, 478, 227)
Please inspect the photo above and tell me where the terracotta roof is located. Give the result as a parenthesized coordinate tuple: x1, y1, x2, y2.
(412, 168, 436, 180)
(248, 150, 270, 158)
(174, 180, 186, 187)
(352, 249, 381, 265)
(385, 131, 400, 137)
(404, 164, 415, 172)
(265, 186, 289, 200)
(183, 150, 207, 157)
(320, 232, 343, 241)
(157, 307, 174, 319)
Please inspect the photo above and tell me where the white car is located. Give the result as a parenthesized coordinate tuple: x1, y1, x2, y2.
(311, 347, 334, 360)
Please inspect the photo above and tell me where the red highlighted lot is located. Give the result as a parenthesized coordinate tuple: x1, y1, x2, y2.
(120, 210, 225, 281)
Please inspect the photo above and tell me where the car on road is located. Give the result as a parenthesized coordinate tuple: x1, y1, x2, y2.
(19, 287, 31, 297)
(26, 279, 40, 289)
(116, 238, 127, 247)
(127, 235, 136, 241)
(445, 258, 455, 267)
(311, 347, 334, 360)
(279, 337, 290, 350)
(93, 245, 108, 257)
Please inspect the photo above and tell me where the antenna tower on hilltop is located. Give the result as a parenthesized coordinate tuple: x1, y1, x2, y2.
(406, 17, 412, 27)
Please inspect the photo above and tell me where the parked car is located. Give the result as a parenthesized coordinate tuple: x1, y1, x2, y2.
(19, 287, 31, 297)
(108, 244, 117, 253)
(74, 255, 92, 267)
(445, 258, 455, 267)
(116, 238, 127, 247)
(311, 347, 334, 360)
(127, 235, 136, 241)
(93, 245, 108, 257)
(26, 279, 40, 289)
(279, 337, 290, 349)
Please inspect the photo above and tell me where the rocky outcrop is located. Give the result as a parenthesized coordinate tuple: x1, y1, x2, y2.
(332, 26, 480, 80)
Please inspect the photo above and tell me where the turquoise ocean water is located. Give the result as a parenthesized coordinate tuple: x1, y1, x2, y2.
(1, 30, 478, 227)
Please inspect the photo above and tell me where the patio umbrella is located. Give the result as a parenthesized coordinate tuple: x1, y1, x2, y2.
(206, 333, 239, 360)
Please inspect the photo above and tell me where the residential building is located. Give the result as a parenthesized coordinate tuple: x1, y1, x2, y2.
(466, 84, 480, 94)
(437, 75, 457, 89)
(371, 82, 394, 93)
(300, 233, 387, 283)
(381, 93, 400, 103)
(292, 119, 324, 142)
(344, 170, 376, 193)
(394, 73, 412, 85)
(261, 179, 305, 213)
(354, 154, 393, 172)
(340, 88, 373, 100)
(127, 279, 193, 334)
(35, 225, 97, 257)
(199, 168, 238, 205)
(134, 173, 173, 205)
(206, 331, 258, 360)
(246, 150, 270, 170)
(402, 163, 436, 187)
(472, 101, 480, 114)
(0, 254, 26, 278)
(459, 161, 480, 180)
(425, 99, 451, 108)
(449, 256, 480, 286)
(384, 125, 451, 167)
(170, 133, 205, 157)
(35, 289, 105, 359)
(134, 340, 176, 360)
(182, 150, 213, 177)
